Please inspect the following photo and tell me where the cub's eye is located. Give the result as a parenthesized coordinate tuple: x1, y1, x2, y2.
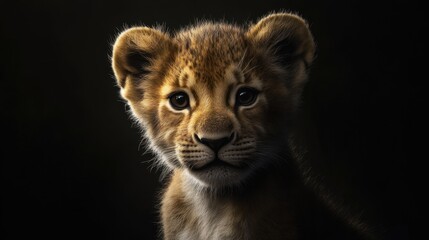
(169, 92, 190, 110)
(236, 87, 258, 106)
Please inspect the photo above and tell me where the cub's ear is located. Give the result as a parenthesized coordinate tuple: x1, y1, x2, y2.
(112, 27, 174, 101)
(247, 12, 315, 75)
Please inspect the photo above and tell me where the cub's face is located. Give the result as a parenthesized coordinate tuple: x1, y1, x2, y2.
(112, 13, 314, 189)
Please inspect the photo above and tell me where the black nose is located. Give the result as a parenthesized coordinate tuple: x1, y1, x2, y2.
(195, 133, 234, 152)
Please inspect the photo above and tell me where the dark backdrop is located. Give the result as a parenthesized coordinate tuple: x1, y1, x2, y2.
(3, 1, 418, 239)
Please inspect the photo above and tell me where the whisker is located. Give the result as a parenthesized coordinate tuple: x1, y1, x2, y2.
(238, 48, 248, 69)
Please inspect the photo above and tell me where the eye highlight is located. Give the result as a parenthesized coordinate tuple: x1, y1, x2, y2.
(169, 91, 189, 110)
(236, 87, 258, 106)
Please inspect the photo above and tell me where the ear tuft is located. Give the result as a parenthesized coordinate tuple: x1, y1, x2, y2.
(247, 13, 315, 69)
(111, 27, 173, 101)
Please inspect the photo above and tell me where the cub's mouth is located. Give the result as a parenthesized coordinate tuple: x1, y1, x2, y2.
(179, 136, 257, 187)
(184, 156, 252, 188)
(189, 158, 243, 172)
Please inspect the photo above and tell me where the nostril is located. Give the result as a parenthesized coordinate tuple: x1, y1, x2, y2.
(229, 132, 235, 142)
(194, 134, 202, 143)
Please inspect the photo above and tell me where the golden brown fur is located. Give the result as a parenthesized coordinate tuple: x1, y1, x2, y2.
(111, 12, 373, 240)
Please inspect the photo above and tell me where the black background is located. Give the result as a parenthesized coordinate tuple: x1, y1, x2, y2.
(3, 1, 419, 239)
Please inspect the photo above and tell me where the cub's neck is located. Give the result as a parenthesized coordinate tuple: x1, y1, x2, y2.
(161, 164, 305, 240)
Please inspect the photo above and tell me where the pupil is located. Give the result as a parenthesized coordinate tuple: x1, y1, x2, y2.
(175, 95, 185, 105)
(240, 91, 251, 103)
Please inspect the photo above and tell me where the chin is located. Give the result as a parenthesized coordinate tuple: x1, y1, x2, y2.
(183, 160, 253, 190)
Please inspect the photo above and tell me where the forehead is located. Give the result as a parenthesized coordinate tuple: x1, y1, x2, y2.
(172, 24, 249, 89)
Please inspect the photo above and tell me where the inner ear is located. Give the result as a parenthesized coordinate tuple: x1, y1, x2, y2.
(126, 49, 152, 78)
(273, 36, 302, 68)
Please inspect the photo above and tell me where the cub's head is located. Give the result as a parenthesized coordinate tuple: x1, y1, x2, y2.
(112, 13, 315, 189)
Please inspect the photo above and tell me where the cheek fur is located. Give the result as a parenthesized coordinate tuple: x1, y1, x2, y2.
(176, 116, 192, 142)
(239, 102, 267, 132)
(158, 105, 185, 143)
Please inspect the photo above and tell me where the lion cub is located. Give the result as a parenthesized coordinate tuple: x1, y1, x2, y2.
(112, 12, 368, 240)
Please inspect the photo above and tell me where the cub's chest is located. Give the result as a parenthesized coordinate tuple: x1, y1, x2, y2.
(179, 201, 250, 240)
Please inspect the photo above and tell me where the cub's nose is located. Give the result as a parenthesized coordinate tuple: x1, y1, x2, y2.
(194, 133, 234, 153)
